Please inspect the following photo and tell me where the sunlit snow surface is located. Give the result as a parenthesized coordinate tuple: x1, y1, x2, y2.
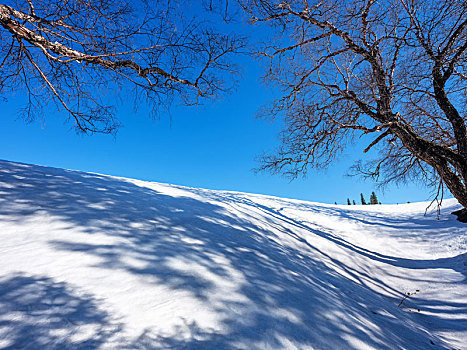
(0, 159, 466, 349)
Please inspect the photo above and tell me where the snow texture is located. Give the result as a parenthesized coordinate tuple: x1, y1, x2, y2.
(0, 159, 466, 349)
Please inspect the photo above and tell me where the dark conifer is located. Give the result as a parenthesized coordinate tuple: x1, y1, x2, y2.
(360, 193, 367, 205)
(370, 192, 379, 205)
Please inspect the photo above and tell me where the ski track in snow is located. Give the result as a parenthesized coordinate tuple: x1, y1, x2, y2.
(0, 159, 466, 349)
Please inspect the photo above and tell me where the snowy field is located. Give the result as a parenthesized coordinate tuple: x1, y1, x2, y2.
(0, 159, 466, 349)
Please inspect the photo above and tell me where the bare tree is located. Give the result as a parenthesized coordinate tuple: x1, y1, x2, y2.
(0, 0, 245, 133)
(241, 0, 467, 220)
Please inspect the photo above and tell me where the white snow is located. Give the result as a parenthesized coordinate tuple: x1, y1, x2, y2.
(0, 159, 466, 349)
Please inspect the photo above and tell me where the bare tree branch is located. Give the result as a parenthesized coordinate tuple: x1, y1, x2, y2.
(0, 0, 245, 134)
(247, 0, 467, 216)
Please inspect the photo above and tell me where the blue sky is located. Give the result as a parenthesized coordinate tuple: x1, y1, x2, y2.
(0, 1, 439, 205)
(0, 52, 437, 206)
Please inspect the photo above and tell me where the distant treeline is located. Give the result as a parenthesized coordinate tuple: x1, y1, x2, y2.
(344, 192, 381, 205)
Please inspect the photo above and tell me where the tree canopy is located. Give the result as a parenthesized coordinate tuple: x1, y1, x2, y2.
(0, 0, 245, 133)
(243, 0, 467, 216)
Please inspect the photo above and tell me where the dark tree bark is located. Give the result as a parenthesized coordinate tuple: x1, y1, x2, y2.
(243, 0, 467, 219)
(0, 0, 245, 133)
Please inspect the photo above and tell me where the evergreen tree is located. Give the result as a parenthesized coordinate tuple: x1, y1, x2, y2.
(347, 198, 351, 205)
(360, 193, 367, 205)
(353, 200, 356, 205)
(370, 192, 379, 205)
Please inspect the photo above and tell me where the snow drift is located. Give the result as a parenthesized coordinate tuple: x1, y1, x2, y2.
(0, 159, 466, 349)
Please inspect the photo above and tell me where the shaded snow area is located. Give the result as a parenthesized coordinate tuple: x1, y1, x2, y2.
(0, 160, 466, 350)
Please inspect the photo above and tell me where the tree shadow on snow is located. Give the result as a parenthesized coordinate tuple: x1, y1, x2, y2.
(0, 160, 464, 349)
(0, 273, 121, 349)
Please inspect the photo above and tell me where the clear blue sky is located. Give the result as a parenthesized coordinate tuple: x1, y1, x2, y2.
(0, 5, 438, 205)
(0, 54, 437, 206)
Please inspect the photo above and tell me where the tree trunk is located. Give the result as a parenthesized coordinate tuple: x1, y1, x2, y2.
(391, 123, 467, 221)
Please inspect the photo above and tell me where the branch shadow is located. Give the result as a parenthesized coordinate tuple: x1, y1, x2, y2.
(0, 273, 121, 349)
(0, 160, 463, 349)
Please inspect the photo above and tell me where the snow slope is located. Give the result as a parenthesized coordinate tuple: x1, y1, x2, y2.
(0, 159, 466, 349)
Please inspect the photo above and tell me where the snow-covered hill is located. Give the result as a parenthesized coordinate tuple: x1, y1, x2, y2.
(0, 159, 466, 349)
